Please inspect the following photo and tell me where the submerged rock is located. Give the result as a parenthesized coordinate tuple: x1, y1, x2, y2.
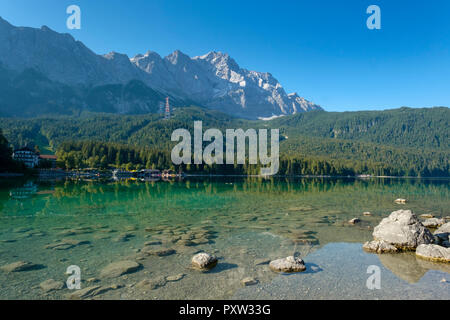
(45, 239, 90, 250)
(114, 233, 135, 242)
(349, 218, 361, 224)
(144, 241, 162, 246)
(363, 212, 372, 216)
(0, 239, 16, 243)
(142, 247, 176, 256)
(269, 256, 306, 273)
(191, 253, 218, 270)
(99, 260, 141, 279)
(67, 284, 122, 299)
(13, 227, 32, 233)
(416, 244, 450, 263)
(166, 273, 185, 282)
(422, 218, 445, 228)
(420, 214, 434, 219)
(58, 228, 93, 236)
(136, 276, 167, 290)
(192, 238, 210, 245)
(40, 279, 65, 292)
(1, 261, 41, 272)
(434, 222, 450, 243)
(176, 239, 196, 247)
(241, 277, 259, 286)
(394, 198, 407, 204)
(372, 210, 434, 250)
(363, 240, 398, 253)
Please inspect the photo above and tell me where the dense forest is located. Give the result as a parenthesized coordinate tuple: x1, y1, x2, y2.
(54, 139, 448, 177)
(0, 129, 25, 172)
(1, 106, 449, 176)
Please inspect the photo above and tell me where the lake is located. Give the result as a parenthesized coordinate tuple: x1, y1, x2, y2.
(0, 177, 449, 299)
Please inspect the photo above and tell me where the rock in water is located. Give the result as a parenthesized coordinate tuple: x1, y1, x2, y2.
(349, 218, 361, 224)
(99, 260, 141, 279)
(142, 248, 176, 256)
(166, 273, 185, 282)
(136, 277, 167, 290)
(434, 222, 450, 244)
(363, 240, 398, 253)
(372, 210, 434, 250)
(241, 277, 259, 286)
(394, 198, 407, 204)
(363, 212, 372, 216)
(416, 244, 450, 263)
(269, 256, 306, 273)
(0, 261, 40, 272)
(67, 284, 122, 299)
(422, 218, 445, 228)
(435, 222, 450, 234)
(40, 279, 65, 292)
(191, 253, 218, 270)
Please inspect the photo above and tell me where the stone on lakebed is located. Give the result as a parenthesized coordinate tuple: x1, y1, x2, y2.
(269, 256, 306, 273)
(99, 260, 141, 279)
(191, 253, 218, 270)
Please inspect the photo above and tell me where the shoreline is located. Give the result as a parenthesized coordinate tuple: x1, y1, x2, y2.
(1, 172, 450, 180)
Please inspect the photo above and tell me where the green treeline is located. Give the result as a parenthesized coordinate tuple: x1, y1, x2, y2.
(2, 106, 449, 177)
(56, 140, 449, 177)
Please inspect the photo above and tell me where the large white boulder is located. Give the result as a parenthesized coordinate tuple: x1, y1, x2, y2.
(372, 210, 434, 250)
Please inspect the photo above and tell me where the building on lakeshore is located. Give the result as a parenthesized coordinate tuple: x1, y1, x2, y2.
(39, 154, 58, 168)
(12, 147, 39, 168)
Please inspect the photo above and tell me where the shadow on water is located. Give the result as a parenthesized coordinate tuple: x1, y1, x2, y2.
(206, 262, 239, 274)
(303, 262, 323, 274)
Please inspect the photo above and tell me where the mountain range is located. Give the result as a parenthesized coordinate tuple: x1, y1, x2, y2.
(0, 16, 321, 119)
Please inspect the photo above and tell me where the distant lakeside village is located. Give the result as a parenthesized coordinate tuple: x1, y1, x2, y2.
(5, 146, 183, 181)
(3, 146, 379, 181)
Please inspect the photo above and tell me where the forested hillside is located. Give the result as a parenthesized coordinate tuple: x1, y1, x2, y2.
(1, 106, 448, 176)
(271, 107, 449, 149)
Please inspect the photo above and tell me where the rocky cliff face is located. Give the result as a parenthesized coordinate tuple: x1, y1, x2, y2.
(0, 17, 321, 118)
(131, 50, 321, 118)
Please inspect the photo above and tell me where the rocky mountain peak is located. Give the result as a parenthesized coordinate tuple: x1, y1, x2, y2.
(165, 50, 191, 65)
(0, 17, 322, 118)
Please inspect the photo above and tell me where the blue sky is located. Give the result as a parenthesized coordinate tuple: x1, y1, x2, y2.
(0, 0, 449, 111)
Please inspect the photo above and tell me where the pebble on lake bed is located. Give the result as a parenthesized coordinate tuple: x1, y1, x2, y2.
(141, 248, 176, 256)
(136, 276, 167, 290)
(0, 261, 40, 272)
(166, 273, 185, 282)
(269, 256, 306, 273)
(191, 253, 218, 270)
(241, 277, 258, 286)
(40, 279, 65, 292)
(99, 260, 141, 279)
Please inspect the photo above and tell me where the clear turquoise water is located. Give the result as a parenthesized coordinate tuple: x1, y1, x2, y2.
(0, 177, 449, 299)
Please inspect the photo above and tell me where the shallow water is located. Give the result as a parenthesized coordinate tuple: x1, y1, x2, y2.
(0, 177, 449, 300)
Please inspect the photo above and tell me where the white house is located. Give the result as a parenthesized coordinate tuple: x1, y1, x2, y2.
(13, 147, 40, 168)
